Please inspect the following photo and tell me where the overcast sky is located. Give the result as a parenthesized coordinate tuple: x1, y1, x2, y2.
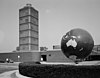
(0, 0, 100, 52)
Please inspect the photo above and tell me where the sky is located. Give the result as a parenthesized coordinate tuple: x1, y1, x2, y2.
(0, 0, 100, 52)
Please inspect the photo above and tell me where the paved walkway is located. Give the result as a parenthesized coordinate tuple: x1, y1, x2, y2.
(41, 61, 100, 65)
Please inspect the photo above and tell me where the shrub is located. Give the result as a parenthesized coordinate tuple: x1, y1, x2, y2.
(19, 62, 100, 78)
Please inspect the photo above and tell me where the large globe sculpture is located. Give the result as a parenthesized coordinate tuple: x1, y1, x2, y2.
(61, 28, 94, 62)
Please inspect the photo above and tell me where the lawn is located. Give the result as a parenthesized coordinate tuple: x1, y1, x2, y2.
(0, 63, 18, 74)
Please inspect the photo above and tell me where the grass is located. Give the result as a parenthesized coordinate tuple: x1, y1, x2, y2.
(0, 68, 17, 74)
(0, 63, 18, 74)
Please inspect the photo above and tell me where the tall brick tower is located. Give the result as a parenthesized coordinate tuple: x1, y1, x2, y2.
(19, 4, 39, 51)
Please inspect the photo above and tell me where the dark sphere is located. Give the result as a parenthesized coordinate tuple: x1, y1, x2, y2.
(61, 28, 94, 60)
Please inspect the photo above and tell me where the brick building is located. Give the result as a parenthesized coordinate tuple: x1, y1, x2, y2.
(19, 4, 39, 51)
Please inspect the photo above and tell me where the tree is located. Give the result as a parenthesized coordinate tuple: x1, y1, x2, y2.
(40, 47, 48, 51)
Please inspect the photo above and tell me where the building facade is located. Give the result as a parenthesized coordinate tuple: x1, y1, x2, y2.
(19, 4, 39, 51)
(0, 51, 41, 62)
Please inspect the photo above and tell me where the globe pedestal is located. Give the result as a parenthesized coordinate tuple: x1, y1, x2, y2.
(19, 62, 100, 78)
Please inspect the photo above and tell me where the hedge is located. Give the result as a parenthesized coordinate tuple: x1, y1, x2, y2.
(19, 62, 100, 78)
